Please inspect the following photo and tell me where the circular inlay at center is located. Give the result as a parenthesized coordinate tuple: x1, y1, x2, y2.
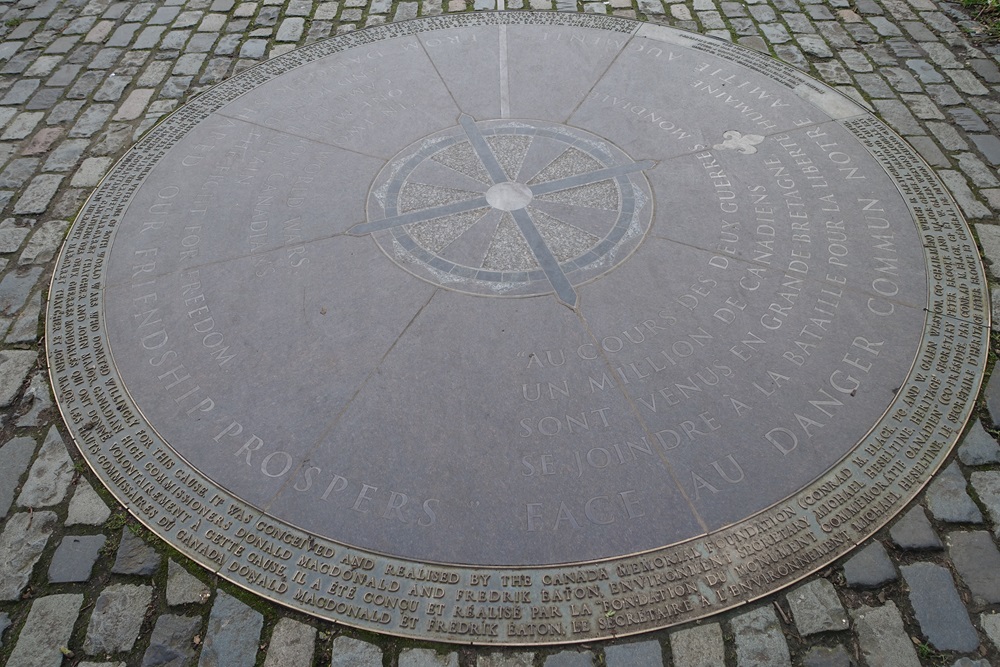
(485, 181, 532, 210)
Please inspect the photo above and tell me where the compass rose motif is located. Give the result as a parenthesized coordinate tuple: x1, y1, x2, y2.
(351, 115, 655, 307)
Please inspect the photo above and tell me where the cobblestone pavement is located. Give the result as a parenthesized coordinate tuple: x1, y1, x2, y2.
(0, 0, 997, 665)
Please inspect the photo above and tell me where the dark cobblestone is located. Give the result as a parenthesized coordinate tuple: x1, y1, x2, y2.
(890, 506, 943, 550)
(843, 541, 897, 588)
(902, 562, 979, 652)
(926, 461, 984, 523)
(112, 529, 162, 576)
(48, 534, 106, 582)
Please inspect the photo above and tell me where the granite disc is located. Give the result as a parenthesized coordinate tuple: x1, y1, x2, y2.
(47, 13, 989, 645)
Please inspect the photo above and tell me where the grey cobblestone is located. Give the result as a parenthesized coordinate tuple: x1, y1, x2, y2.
(48, 534, 106, 582)
(142, 614, 200, 667)
(907, 133, 949, 164)
(66, 479, 111, 526)
(0, 158, 40, 190)
(85, 583, 154, 654)
(949, 106, 990, 132)
(851, 602, 920, 667)
(8, 594, 83, 667)
(18, 426, 73, 507)
(928, 119, 969, 149)
(731, 606, 791, 667)
(948, 69, 990, 95)
(69, 103, 114, 137)
(112, 528, 162, 575)
(670, 623, 724, 666)
(605, 640, 661, 666)
(477, 653, 534, 667)
(902, 562, 979, 651)
(2, 111, 43, 140)
(17, 218, 68, 264)
(0, 510, 57, 600)
(890, 505, 943, 549)
(43, 140, 88, 174)
(166, 558, 210, 606)
(959, 421, 1000, 465)
(940, 170, 991, 217)
(926, 461, 984, 523)
(542, 651, 592, 667)
(262, 618, 315, 666)
(0, 437, 35, 518)
(330, 636, 383, 667)
(949, 530, 1000, 604)
(787, 579, 849, 635)
(970, 134, 1000, 166)
(802, 645, 852, 667)
(199, 591, 263, 667)
(843, 541, 897, 587)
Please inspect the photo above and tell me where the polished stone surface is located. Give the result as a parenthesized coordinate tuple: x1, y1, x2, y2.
(47, 13, 988, 644)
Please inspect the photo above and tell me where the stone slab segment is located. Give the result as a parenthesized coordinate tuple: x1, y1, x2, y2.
(0, 510, 57, 600)
(947, 531, 1000, 604)
(7, 594, 84, 667)
(670, 623, 725, 667)
(900, 562, 979, 652)
(890, 506, 943, 550)
(262, 618, 316, 667)
(48, 534, 106, 583)
(141, 614, 201, 667)
(400, 648, 461, 667)
(66, 479, 112, 526)
(112, 529, 162, 575)
(851, 602, 921, 667)
(925, 462, 983, 523)
(786, 579, 848, 635)
(604, 640, 661, 666)
(166, 559, 210, 606)
(730, 606, 791, 667)
(0, 436, 36, 518)
(85, 583, 155, 654)
(843, 542, 897, 588)
(958, 421, 1000, 465)
(16, 426, 74, 508)
(330, 636, 383, 667)
(198, 591, 263, 667)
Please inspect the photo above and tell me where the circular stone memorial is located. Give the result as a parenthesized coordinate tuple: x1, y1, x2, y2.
(47, 13, 989, 645)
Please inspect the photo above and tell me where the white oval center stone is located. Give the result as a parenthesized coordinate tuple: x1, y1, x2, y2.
(485, 181, 533, 210)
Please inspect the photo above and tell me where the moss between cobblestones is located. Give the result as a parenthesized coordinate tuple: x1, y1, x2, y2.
(962, 0, 1000, 35)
